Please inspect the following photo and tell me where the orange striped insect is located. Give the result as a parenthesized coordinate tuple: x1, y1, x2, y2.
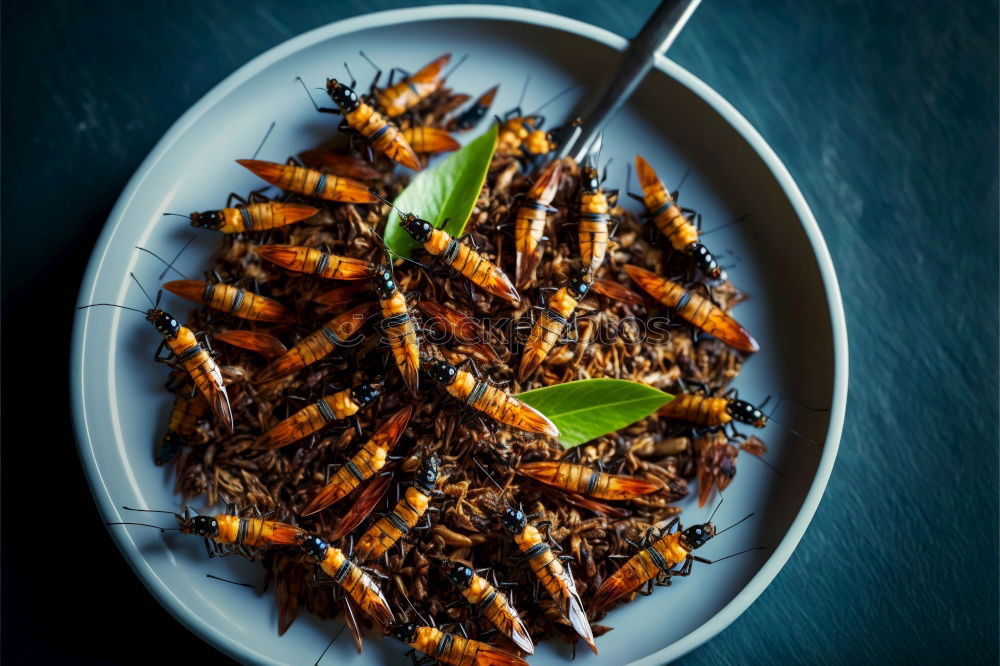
(389, 623, 528, 666)
(298, 534, 395, 627)
(659, 392, 769, 430)
(514, 160, 563, 287)
(516, 460, 661, 501)
(632, 155, 722, 279)
(517, 267, 591, 381)
(213, 330, 287, 360)
(495, 83, 579, 160)
(252, 383, 380, 451)
(298, 150, 382, 182)
(255, 303, 375, 384)
(111, 504, 306, 559)
(427, 359, 558, 437)
(576, 158, 615, 274)
(592, 506, 758, 609)
(623, 264, 759, 352)
(438, 560, 534, 655)
(363, 52, 453, 117)
(498, 503, 596, 654)
(237, 159, 379, 203)
(165, 200, 318, 234)
(448, 85, 499, 132)
(301, 405, 413, 516)
(298, 77, 421, 170)
(156, 391, 208, 466)
(370, 262, 420, 395)
(81, 275, 233, 431)
(256, 244, 371, 280)
(380, 199, 520, 306)
(401, 126, 461, 154)
(353, 454, 439, 562)
(163, 278, 294, 323)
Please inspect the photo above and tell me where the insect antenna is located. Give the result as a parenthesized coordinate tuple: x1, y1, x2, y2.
(358, 50, 379, 73)
(707, 546, 767, 564)
(122, 505, 178, 515)
(399, 588, 431, 626)
(672, 168, 691, 198)
(343, 62, 357, 86)
(516, 75, 531, 110)
(744, 449, 784, 478)
(206, 573, 256, 589)
(767, 414, 821, 447)
(715, 512, 755, 537)
(700, 214, 748, 237)
(442, 53, 469, 80)
(251, 121, 276, 160)
(313, 622, 348, 666)
(707, 493, 724, 524)
(135, 236, 195, 280)
(105, 521, 179, 532)
(161, 212, 193, 220)
(129, 272, 161, 309)
(773, 394, 830, 413)
(77, 303, 148, 315)
(473, 457, 507, 497)
(530, 82, 580, 116)
(296, 76, 325, 112)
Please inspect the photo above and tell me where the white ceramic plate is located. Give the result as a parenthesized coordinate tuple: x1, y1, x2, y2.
(72, 5, 847, 665)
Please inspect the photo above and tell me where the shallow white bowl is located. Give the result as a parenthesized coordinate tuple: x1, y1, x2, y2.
(72, 5, 847, 665)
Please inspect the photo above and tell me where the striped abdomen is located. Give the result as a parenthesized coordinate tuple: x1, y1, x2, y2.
(217, 203, 317, 233)
(256, 245, 371, 280)
(409, 627, 527, 666)
(319, 547, 395, 626)
(302, 440, 388, 516)
(256, 303, 373, 383)
(425, 229, 520, 305)
(167, 392, 208, 436)
(380, 291, 420, 394)
(462, 573, 534, 654)
(577, 191, 611, 273)
(166, 327, 232, 431)
(163, 280, 293, 323)
(214, 515, 306, 547)
(236, 159, 377, 203)
(593, 531, 689, 608)
(252, 388, 360, 450)
(517, 461, 661, 500)
(354, 485, 431, 562)
(446, 368, 558, 437)
(659, 393, 731, 427)
(378, 53, 448, 117)
(623, 264, 759, 352)
(518, 286, 577, 381)
(344, 103, 420, 170)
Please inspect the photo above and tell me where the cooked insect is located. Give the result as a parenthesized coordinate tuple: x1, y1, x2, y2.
(427, 359, 558, 437)
(367, 52, 452, 118)
(213, 330, 287, 360)
(354, 453, 440, 562)
(385, 203, 520, 305)
(514, 160, 563, 287)
(168, 201, 318, 234)
(156, 391, 208, 466)
(370, 262, 420, 395)
(298, 77, 420, 170)
(623, 264, 759, 352)
(517, 460, 661, 500)
(439, 560, 534, 655)
(389, 622, 528, 666)
(518, 267, 591, 381)
(252, 382, 381, 451)
(163, 278, 294, 323)
(447, 84, 499, 132)
(402, 126, 461, 154)
(659, 390, 769, 439)
(255, 303, 375, 383)
(81, 277, 233, 431)
(298, 150, 382, 181)
(111, 504, 306, 558)
(298, 534, 395, 626)
(498, 503, 596, 654)
(633, 155, 721, 279)
(301, 405, 413, 516)
(237, 159, 379, 203)
(329, 473, 395, 541)
(256, 244, 371, 280)
(576, 155, 614, 274)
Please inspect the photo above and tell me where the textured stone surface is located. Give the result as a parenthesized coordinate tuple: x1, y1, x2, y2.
(2, 0, 996, 662)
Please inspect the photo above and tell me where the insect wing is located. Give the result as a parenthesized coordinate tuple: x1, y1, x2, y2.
(215, 330, 288, 360)
(329, 473, 394, 541)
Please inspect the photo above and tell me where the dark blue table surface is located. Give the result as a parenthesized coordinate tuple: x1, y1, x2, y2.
(2, 1, 997, 663)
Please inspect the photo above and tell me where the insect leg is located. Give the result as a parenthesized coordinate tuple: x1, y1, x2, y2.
(226, 192, 249, 207)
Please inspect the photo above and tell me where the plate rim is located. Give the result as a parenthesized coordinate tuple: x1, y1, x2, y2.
(71, 5, 848, 665)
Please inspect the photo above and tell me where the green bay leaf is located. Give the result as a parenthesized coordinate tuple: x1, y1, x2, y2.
(517, 379, 673, 448)
(383, 124, 498, 258)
